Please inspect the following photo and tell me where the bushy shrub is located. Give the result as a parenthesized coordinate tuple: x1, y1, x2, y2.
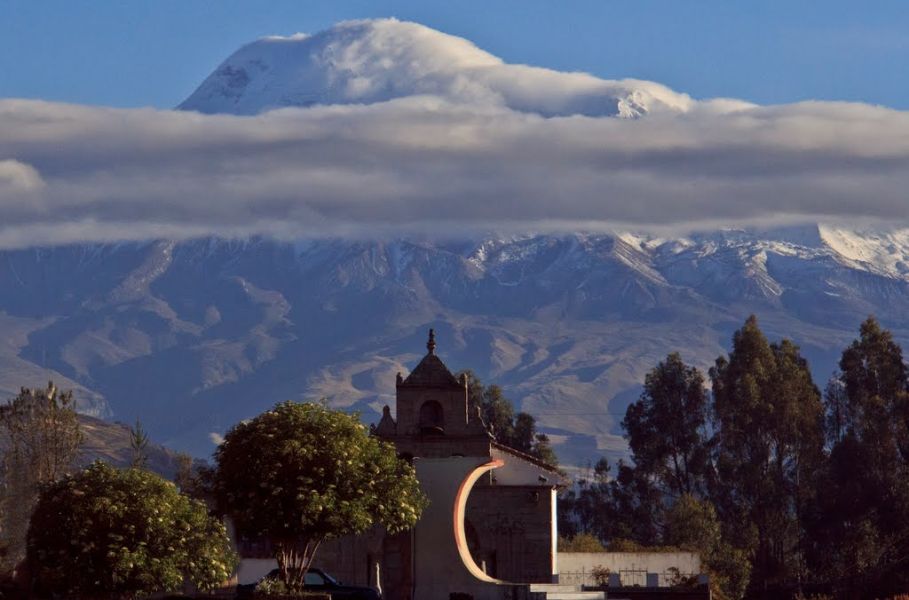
(27, 461, 237, 599)
(254, 576, 329, 599)
(591, 565, 611, 587)
(667, 566, 699, 587)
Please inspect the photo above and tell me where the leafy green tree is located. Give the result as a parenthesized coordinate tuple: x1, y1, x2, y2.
(822, 373, 849, 447)
(129, 418, 149, 469)
(0, 382, 81, 573)
(562, 356, 710, 553)
(214, 402, 427, 591)
(462, 371, 515, 441)
(458, 370, 558, 466)
(26, 461, 236, 599)
(563, 357, 711, 553)
(512, 412, 558, 466)
(664, 495, 751, 600)
(560, 457, 661, 546)
(558, 532, 606, 552)
(174, 452, 215, 504)
(710, 316, 824, 592)
(607, 459, 663, 543)
(664, 495, 720, 559)
(558, 462, 604, 541)
(623, 352, 712, 499)
(814, 317, 909, 597)
(839, 317, 908, 416)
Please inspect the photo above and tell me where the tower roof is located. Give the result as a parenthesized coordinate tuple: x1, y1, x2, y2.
(400, 329, 462, 388)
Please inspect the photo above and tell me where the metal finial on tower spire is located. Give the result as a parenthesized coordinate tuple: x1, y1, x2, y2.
(427, 328, 436, 354)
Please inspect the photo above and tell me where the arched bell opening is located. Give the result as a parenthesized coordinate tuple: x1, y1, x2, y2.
(419, 400, 445, 435)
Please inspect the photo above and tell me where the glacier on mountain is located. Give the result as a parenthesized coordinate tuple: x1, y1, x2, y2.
(180, 18, 701, 118)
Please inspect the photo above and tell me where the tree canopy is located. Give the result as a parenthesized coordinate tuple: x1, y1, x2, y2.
(26, 461, 236, 599)
(561, 316, 831, 598)
(214, 401, 427, 591)
(623, 352, 711, 499)
(558, 532, 605, 552)
(710, 317, 824, 589)
(813, 317, 909, 597)
(0, 382, 81, 574)
(664, 494, 751, 600)
(458, 370, 558, 466)
(561, 315, 909, 599)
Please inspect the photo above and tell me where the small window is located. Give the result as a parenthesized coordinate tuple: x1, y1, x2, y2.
(419, 400, 444, 434)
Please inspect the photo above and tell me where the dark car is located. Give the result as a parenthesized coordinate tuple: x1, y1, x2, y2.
(236, 567, 382, 600)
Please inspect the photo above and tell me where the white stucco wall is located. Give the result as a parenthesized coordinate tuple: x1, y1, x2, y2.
(558, 551, 702, 587)
(414, 457, 508, 600)
(236, 558, 278, 585)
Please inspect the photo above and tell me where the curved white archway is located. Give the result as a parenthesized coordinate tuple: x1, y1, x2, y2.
(452, 458, 508, 584)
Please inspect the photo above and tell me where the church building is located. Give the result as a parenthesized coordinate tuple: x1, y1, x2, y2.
(313, 330, 565, 600)
(233, 329, 705, 598)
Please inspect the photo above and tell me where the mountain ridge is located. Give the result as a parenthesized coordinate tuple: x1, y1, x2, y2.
(1, 229, 907, 467)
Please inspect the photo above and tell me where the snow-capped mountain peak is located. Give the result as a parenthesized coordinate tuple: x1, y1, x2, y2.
(179, 18, 694, 117)
(818, 225, 909, 278)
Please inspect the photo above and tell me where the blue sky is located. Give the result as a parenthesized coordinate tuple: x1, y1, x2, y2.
(2, 1, 909, 248)
(1, 0, 908, 109)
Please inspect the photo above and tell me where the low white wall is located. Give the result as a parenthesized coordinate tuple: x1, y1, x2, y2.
(236, 558, 278, 585)
(558, 552, 702, 587)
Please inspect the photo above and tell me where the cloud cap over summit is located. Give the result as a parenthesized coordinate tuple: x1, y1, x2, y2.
(0, 19, 908, 248)
(179, 18, 698, 118)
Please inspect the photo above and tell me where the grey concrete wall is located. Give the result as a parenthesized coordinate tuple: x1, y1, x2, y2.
(558, 552, 702, 587)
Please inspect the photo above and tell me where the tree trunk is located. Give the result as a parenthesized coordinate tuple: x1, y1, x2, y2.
(275, 537, 324, 590)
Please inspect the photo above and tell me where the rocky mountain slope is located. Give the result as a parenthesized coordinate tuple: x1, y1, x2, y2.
(78, 414, 185, 478)
(1, 227, 907, 466)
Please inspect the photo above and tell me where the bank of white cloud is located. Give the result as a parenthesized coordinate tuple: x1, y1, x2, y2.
(0, 92, 907, 248)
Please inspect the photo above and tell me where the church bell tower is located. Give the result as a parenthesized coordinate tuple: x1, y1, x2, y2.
(374, 329, 491, 458)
